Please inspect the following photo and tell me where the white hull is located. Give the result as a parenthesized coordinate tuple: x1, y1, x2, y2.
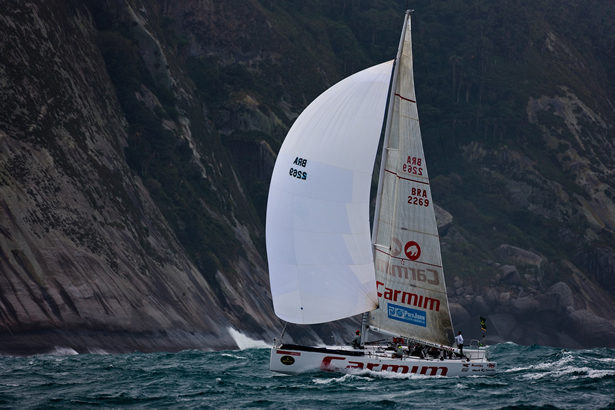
(270, 345, 497, 377)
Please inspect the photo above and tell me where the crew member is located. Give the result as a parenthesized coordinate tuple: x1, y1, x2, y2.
(351, 330, 361, 349)
(410, 343, 422, 357)
(455, 331, 464, 358)
(393, 343, 404, 359)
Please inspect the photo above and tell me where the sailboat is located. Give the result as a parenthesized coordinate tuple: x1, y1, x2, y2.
(265, 11, 496, 377)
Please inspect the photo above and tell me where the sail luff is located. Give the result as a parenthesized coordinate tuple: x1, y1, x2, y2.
(371, 11, 411, 247)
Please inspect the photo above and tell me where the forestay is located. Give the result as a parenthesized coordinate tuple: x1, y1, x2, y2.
(368, 16, 455, 346)
(266, 62, 392, 324)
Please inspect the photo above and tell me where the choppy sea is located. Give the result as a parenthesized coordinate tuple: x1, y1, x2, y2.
(1, 330, 614, 409)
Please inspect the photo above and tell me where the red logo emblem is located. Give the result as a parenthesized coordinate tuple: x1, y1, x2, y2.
(404, 241, 421, 261)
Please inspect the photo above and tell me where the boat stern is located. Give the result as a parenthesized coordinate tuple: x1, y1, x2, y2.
(270, 346, 318, 375)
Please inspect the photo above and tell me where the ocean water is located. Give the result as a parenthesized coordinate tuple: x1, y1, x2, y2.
(1, 334, 614, 409)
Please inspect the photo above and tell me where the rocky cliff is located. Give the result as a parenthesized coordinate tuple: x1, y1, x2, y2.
(0, 0, 279, 354)
(1, 0, 615, 354)
(430, 5, 615, 347)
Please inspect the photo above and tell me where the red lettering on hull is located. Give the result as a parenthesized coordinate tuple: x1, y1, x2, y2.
(321, 356, 345, 371)
(420, 366, 448, 376)
(321, 357, 449, 376)
(381, 364, 410, 373)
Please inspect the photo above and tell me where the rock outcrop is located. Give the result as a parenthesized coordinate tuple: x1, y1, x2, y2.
(449, 263, 615, 348)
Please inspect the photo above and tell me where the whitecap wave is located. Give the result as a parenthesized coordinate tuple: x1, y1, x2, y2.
(510, 352, 615, 380)
(221, 353, 247, 360)
(312, 373, 373, 384)
(227, 327, 271, 350)
(49, 347, 78, 356)
(87, 348, 110, 355)
(587, 369, 615, 378)
(455, 383, 467, 389)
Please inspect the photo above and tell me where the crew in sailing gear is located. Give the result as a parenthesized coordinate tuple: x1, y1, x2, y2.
(455, 331, 464, 357)
(428, 347, 440, 358)
(410, 343, 422, 357)
(351, 330, 361, 349)
(393, 344, 404, 359)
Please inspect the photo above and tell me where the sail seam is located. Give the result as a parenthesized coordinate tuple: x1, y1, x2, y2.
(394, 93, 416, 103)
(397, 113, 419, 121)
(384, 169, 429, 184)
(399, 227, 438, 237)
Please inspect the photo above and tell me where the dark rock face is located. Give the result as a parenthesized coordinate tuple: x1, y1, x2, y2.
(500, 265, 521, 285)
(434, 204, 453, 236)
(547, 282, 574, 311)
(0, 0, 283, 354)
(498, 245, 543, 270)
(451, 267, 615, 348)
(574, 247, 615, 295)
(449, 303, 471, 325)
(566, 310, 615, 347)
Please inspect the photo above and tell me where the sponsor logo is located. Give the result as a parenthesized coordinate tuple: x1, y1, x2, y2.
(461, 367, 469, 372)
(375, 258, 440, 286)
(488, 363, 495, 368)
(377, 282, 441, 312)
(472, 364, 483, 367)
(321, 356, 448, 376)
(462, 364, 470, 368)
(404, 241, 421, 261)
(388, 303, 426, 327)
(280, 355, 295, 365)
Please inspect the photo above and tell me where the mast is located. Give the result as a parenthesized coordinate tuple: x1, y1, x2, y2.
(371, 10, 412, 249)
(363, 10, 412, 347)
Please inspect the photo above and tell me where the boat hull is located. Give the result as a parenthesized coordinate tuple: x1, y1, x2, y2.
(270, 345, 497, 377)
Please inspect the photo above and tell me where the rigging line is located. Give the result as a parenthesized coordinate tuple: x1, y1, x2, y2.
(276, 321, 288, 347)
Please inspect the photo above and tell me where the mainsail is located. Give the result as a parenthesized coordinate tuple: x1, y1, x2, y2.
(266, 62, 392, 325)
(368, 14, 455, 346)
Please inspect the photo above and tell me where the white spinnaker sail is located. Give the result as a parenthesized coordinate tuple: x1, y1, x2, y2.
(266, 62, 392, 324)
(369, 16, 455, 346)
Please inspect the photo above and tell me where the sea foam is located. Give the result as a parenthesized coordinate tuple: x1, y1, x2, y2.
(227, 327, 271, 350)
